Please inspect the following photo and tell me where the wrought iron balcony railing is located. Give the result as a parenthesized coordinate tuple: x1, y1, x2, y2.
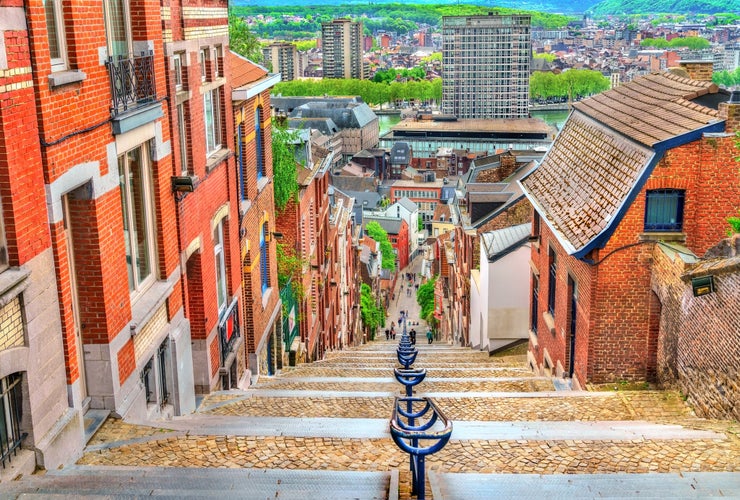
(105, 51, 157, 116)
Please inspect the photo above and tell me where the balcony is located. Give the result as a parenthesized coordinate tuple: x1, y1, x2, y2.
(105, 51, 162, 134)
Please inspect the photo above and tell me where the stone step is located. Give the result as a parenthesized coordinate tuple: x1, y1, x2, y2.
(3, 466, 394, 500)
(429, 471, 740, 499)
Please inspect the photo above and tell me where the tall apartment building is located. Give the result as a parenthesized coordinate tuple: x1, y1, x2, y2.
(442, 14, 532, 119)
(262, 43, 300, 81)
(321, 18, 365, 80)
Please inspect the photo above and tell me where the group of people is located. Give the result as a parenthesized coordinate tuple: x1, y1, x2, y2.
(387, 275, 434, 344)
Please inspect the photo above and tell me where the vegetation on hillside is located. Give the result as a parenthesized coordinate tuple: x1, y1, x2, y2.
(230, 4, 573, 41)
(590, 0, 731, 15)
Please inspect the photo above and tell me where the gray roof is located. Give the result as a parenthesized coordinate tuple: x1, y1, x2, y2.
(345, 190, 381, 209)
(390, 142, 411, 164)
(481, 223, 532, 262)
(365, 215, 403, 235)
(287, 118, 339, 136)
(396, 197, 417, 212)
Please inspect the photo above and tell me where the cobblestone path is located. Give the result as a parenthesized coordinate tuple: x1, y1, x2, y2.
(77, 338, 740, 498)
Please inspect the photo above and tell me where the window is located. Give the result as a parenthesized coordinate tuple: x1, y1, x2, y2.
(645, 189, 684, 232)
(0, 199, 7, 273)
(177, 104, 188, 174)
(44, 0, 67, 71)
(199, 48, 208, 81)
(103, 0, 132, 58)
(260, 223, 270, 293)
(204, 88, 222, 156)
(547, 246, 556, 316)
(531, 274, 539, 332)
(0, 373, 24, 468)
(214, 45, 222, 78)
(173, 52, 184, 90)
(120, 143, 156, 294)
(255, 107, 264, 179)
(214, 219, 227, 312)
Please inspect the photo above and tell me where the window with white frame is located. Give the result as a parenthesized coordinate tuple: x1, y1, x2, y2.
(260, 223, 270, 294)
(199, 48, 208, 81)
(204, 88, 222, 156)
(214, 218, 227, 312)
(173, 52, 184, 90)
(214, 45, 222, 78)
(120, 143, 157, 295)
(177, 103, 188, 174)
(103, 0, 132, 58)
(44, 0, 67, 71)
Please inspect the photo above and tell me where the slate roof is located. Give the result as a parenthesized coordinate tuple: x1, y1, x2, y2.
(390, 142, 411, 164)
(365, 215, 403, 235)
(520, 71, 727, 258)
(396, 198, 417, 212)
(481, 223, 532, 262)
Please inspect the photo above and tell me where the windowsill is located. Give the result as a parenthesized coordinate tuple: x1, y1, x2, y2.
(261, 287, 273, 310)
(130, 278, 176, 337)
(639, 231, 686, 243)
(175, 89, 191, 105)
(0, 267, 31, 307)
(542, 311, 556, 335)
(205, 148, 231, 172)
(529, 259, 540, 275)
(200, 77, 225, 94)
(239, 199, 253, 217)
(257, 176, 270, 193)
(48, 69, 87, 88)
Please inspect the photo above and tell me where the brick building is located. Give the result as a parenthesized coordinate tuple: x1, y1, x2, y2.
(0, 1, 85, 474)
(229, 54, 282, 381)
(520, 67, 740, 388)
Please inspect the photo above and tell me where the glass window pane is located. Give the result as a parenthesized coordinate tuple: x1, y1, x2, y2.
(128, 148, 151, 285)
(105, 0, 129, 58)
(44, 0, 60, 60)
(204, 92, 215, 153)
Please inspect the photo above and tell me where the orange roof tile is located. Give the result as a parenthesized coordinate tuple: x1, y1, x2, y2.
(228, 51, 268, 88)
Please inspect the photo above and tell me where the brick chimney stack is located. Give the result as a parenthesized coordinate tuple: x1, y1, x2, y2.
(718, 89, 740, 134)
(678, 60, 714, 82)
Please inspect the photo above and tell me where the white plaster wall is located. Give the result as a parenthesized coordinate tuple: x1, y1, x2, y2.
(488, 246, 530, 344)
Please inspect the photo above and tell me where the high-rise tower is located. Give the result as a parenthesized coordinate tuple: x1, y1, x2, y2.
(263, 42, 301, 81)
(442, 14, 531, 119)
(321, 18, 365, 80)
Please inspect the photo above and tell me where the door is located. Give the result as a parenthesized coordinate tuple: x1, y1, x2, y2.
(567, 276, 577, 378)
(63, 195, 89, 409)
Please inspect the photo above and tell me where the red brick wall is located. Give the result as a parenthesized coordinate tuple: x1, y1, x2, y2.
(529, 133, 740, 385)
(117, 339, 136, 384)
(651, 243, 740, 421)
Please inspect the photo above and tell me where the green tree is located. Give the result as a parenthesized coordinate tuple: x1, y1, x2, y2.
(272, 125, 300, 212)
(229, 14, 262, 62)
(360, 283, 384, 339)
(668, 36, 710, 50)
(365, 221, 396, 271)
(416, 275, 437, 323)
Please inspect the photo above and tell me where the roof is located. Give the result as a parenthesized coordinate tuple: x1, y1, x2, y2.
(391, 117, 553, 135)
(365, 215, 403, 235)
(390, 142, 411, 164)
(396, 198, 417, 212)
(346, 190, 381, 209)
(228, 52, 268, 88)
(571, 72, 720, 147)
(520, 71, 728, 258)
(481, 223, 532, 262)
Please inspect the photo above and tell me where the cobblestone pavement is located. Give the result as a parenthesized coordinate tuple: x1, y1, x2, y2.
(80, 257, 740, 499)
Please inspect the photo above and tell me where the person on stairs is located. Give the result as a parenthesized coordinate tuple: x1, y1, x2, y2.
(426, 328, 433, 344)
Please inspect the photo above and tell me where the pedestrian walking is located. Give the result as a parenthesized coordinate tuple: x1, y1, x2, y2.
(426, 328, 433, 344)
(385, 329, 390, 340)
(410, 329, 416, 345)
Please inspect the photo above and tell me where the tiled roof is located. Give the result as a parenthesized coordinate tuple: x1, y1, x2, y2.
(521, 112, 654, 254)
(521, 71, 726, 257)
(572, 72, 719, 147)
(228, 52, 268, 88)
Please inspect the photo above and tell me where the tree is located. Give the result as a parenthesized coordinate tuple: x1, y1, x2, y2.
(272, 125, 300, 212)
(229, 15, 262, 62)
(365, 221, 396, 271)
(416, 275, 437, 323)
(360, 283, 384, 339)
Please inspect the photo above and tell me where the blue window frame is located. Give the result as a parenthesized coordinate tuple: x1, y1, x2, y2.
(260, 223, 269, 293)
(255, 107, 264, 180)
(645, 189, 684, 232)
(237, 123, 245, 201)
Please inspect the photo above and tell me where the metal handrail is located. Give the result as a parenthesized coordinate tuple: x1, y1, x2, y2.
(105, 51, 156, 116)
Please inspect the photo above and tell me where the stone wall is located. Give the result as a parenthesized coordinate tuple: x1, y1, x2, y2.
(651, 237, 740, 421)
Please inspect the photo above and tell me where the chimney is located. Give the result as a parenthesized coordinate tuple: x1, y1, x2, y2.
(677, 60, 714, 82)
(498, 152, 517, 181)
(718, 89, 740, 133)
